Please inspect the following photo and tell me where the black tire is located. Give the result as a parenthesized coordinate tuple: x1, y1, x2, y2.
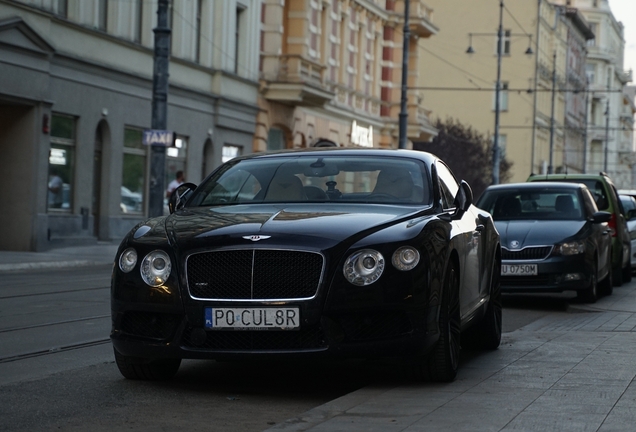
(463, 258, 502, 350)
(599, 253, 613, 296)
(613, 252, 623, 287)
(114, 348, 181, 380)
(578, 261, 598, 303)
(425, 261, 461, 382)
(622, 246, 632, 283)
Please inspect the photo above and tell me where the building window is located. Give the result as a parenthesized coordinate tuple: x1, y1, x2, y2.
(98, 0, 108, 31)
(195, 0, 202, 62)
(222, 145, 241, 163)
(587, 23, 597, 47)
(134, 0, 143, 44)
(267, 128, 285, 151)
(235, 6, 246, 74)
(586, 64, 596, 84)
(493, 82, 509, 111)
(57, 0, 68, 18)
(122, 128, 145, 214)
(496, 29, 511, 55)
(48, 114, 75, 211)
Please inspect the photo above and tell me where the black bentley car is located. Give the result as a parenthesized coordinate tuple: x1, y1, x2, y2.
(111, 148, 502, 382)
(477, 182, 612, 302)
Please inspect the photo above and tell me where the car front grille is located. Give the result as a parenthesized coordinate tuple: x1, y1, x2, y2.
(186, 249, 324, 300)
(502, 246, 552, 261)
(181, 325, 327, 351)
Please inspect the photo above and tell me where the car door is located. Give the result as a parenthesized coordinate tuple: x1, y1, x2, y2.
(435, 162, 483, 320)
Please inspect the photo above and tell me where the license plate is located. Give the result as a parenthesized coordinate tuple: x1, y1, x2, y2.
(204, 307, 299, 330)
(501, 264, 538, 276)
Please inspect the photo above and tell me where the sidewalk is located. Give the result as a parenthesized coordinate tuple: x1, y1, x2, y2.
(0, 243, 119, 273)
(268, 283, 636, 432)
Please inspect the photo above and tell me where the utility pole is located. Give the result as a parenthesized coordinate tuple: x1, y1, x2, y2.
(582, 84, 589, 173)
(149, 0, 171, 217)
(604, 99, 610, 173)
(492, 0, 504, 184)
(398, 0, 410, 150)
(548, 51, 557, 174)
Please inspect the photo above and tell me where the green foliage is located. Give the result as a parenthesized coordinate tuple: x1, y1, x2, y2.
(414, 118, 512, 199)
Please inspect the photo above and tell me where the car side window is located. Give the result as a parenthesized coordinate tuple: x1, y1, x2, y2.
(581, 188, 598, 217)
(436, 162, 459, 209)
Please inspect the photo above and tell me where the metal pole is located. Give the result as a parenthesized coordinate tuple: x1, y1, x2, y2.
(604, 99, 610, 173)
(492, 0, 504, 184)
(582, 85, 589, 173)
(398, 0, 410, 149)
(149, 0, 171, 217)
(530, 0, 542, 176)
(548, 51, 557, 174)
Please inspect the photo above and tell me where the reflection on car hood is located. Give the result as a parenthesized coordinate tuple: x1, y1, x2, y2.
(495, 220, 586, 249)
(165, 204, 424, 250)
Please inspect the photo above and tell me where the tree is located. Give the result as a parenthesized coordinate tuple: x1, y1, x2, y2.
(413, 118, 512, 199)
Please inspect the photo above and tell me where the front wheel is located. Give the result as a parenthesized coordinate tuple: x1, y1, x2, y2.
(114, 348, 181, 380)
(578, 260, 598, 303)
(425, 261, 461, 382)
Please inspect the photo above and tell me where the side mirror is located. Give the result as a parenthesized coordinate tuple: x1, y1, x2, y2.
(168, 182, 197, 214)
(452, 180, 473, 219)
(591, 211, 612, 224)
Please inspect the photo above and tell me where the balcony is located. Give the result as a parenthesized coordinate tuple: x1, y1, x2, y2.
(408, 2, 439, 38)
(261, 55, 334, 106)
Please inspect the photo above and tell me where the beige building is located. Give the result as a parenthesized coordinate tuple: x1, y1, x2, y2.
(420, 0, 594, 183)
(255, 0, 438, 152)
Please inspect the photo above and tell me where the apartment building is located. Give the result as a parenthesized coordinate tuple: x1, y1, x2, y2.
(561, 0, 634, 188)
(255, 0, 438, 151)
(0, 0, 261, 251)
(420, 0, 599, 183)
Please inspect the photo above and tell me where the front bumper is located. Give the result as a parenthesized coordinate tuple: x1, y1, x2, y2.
(500, 255, 593, 293)
(110, 304, 439, 361)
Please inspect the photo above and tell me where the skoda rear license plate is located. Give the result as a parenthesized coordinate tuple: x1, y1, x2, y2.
(205, 308, 299, 330)
(501, 264, 538, 276)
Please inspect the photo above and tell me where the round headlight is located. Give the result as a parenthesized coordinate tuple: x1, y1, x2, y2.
(119, 248, 137, 273)
(343, 249, 385, 286)
(392, 246, 420, 271)
(140, 250, 172, 287)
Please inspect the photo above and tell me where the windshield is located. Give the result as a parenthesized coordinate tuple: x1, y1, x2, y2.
(188, 155, 431, 206)
(478, 188, 585, 221)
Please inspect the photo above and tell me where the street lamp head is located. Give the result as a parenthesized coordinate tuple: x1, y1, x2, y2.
(466, 46, 475, 54)
(525, 46, 534, 55)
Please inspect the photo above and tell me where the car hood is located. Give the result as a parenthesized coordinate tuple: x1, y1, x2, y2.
(495, 219, 586, 249)
(163, 204, 427, 251)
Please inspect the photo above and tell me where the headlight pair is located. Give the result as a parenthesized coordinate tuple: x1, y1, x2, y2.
(119, 248, 172, 287)
(344, 246, 420, 286)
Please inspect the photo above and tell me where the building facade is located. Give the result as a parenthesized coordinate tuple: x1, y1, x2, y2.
(0, 0, 261, 251)
(255, 0, 438, 152)
(562, 0, 634, 188)
(419, 0, 598, 183)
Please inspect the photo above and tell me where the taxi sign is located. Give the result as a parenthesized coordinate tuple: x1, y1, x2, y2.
(142, 129, 174, 146)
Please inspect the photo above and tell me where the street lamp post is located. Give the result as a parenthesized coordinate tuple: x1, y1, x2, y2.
(548, 51, 557, 174)
(398, 0, 410, 150)
(492, 0, 504, 185)
(466, 1, 533, 184)
(149, 0, 171, 217)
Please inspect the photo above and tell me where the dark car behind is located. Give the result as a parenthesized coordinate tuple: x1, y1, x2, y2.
(477, 182, 612, 302)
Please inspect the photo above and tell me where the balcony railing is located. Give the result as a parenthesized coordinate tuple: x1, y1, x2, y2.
(408, 1, 439, 37)
(261, 54, 334, 106)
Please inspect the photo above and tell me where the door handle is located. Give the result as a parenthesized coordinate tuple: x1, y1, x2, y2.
(475, 224, 485, 232)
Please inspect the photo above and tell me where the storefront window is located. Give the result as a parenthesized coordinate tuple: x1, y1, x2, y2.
(122, 128, 145, 214)
(222, 145, 241, 163)
(165, 135, 187, 213)
(48, 114, 75, 211)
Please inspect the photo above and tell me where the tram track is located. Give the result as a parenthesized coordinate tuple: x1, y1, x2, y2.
(0, 285, 109, 300)
(0, 314, 110, 334)
(0, 338, 111, 364)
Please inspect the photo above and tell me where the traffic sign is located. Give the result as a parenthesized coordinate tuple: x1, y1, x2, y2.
(143, 129, 174, 146)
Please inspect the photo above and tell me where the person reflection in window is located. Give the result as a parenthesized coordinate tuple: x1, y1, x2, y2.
(48, 168, 64, 208)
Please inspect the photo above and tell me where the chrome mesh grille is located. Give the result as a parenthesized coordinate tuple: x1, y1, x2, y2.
(502, 246, 552, 261)
(186, 249, 324, 300)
